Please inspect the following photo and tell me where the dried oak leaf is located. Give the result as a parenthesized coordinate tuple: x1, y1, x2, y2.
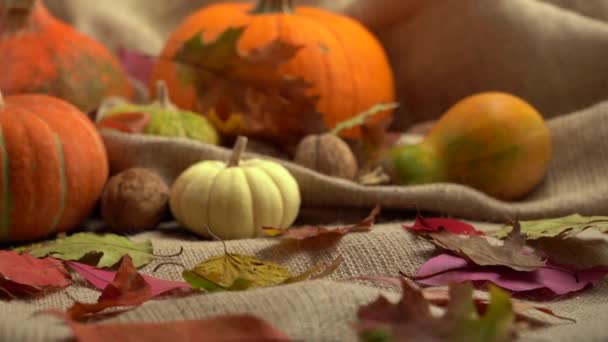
(62, 314, 291, 342)
(183, 253, 342, 292)
(65, 255, 156, 320)
(263, 205, 380, 240)
(174, 27, 326, 145)
(0, 251, 70, 297)
(495, 214, 608, 240)
(354, 279, 516, 342)
(17, 232, 154, 268)
(420, 221, 546, 272)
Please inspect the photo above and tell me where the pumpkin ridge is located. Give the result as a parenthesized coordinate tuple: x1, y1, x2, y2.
(293, 13, 353, 126)
(16, 106, 64, 240)
(205, 168, 224, 236)
(237, 168, 257, 236)
(255, 162, 288, 227)
(0, 128, 12, 241)
(48, 133, 67, 234)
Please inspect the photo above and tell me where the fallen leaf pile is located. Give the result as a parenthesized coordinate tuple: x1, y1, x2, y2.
(406, 214, 608, 297)
(414, 253, 608, 295)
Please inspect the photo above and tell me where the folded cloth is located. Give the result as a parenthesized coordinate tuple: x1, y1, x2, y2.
(102, 98, 608, 222)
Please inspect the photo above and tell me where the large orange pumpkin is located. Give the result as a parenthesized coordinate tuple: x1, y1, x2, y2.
(0, 0, 133, 113)
(150, 0, 396, 138)
(0, 91, 109, 242)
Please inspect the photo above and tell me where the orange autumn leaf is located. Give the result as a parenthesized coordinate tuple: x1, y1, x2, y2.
(263, 205, 381, 240)
(66, 255, 154, 320)
(65, 314, 292, 342)
(174, 27, 326, 145)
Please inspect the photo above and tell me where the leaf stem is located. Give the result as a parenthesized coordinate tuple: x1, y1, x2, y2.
(228, 136, 248, 167)
(153, 262, 186, 273)
(330, 102, 399, 136)
(152, 246, 184, 258)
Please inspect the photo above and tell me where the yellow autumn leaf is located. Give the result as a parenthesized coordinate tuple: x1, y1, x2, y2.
(183, 253, 342, 292)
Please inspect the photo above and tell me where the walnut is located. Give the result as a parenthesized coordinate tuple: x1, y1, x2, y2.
(100, 168, 169, 232)
(293, 133, 359, 180)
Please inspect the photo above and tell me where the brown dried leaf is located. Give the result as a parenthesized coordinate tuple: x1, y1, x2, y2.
(354, 279, 517, 342)
(175, 27, 326, 145)
(263, 205, 380, 240)
(422, 221, 546, 272)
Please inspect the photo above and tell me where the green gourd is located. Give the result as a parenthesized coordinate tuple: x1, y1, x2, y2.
(383, 92, 552, 200)
(99, 81, 219, 145)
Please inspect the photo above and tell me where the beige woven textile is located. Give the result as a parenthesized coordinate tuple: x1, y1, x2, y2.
(2, 0, 608, 341)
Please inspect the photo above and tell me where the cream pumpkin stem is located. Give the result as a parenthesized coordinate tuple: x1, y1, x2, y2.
(228, 136, 248, 167)
(155, 80, 173, 109)
(250, 0, 294, 14)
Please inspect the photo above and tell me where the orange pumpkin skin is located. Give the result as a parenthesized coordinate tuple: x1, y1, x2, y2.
(150, 2, 396, 138)
(0, 0, 133, 113)
(0, 92, 109, 242)
(385, 92, 552, 200)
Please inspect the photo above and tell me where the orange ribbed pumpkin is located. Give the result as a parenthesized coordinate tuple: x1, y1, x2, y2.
(150, 0, 396, 138)
(0, 91, 109, 242)
(0, 0, 133, 113)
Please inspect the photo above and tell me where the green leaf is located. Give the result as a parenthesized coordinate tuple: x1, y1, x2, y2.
(330, 102, 399, 136)
(495, 214, 608, 240)
(183, 253, 341, 292)
(17, 233, 154, 268)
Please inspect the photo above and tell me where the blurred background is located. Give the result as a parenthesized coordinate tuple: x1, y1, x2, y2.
(42, 0, 608, 129)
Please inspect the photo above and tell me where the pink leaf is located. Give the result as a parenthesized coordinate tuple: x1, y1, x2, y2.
(415, 253, 608, 295)
(117, 48, 155, 85)
(67, 261, 190, 297)
(403, 214, 484, 235)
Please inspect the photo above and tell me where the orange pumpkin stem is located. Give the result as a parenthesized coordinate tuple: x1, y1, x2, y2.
(250, 0, 294, 14)
(228, 136, 248, 167)
(1, 0, 38, 31)
(0, 90, 4, 108)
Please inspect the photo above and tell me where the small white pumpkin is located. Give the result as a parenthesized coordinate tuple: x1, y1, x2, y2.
(169, 136, 301, 240)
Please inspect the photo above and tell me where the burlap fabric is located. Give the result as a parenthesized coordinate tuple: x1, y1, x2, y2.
(2, 225, 608, 341)
(2, 0, 608, 341)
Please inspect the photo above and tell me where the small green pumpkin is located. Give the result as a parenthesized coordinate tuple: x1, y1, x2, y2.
(99, 81, 219, 145)
(170, 136, 301, 240)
